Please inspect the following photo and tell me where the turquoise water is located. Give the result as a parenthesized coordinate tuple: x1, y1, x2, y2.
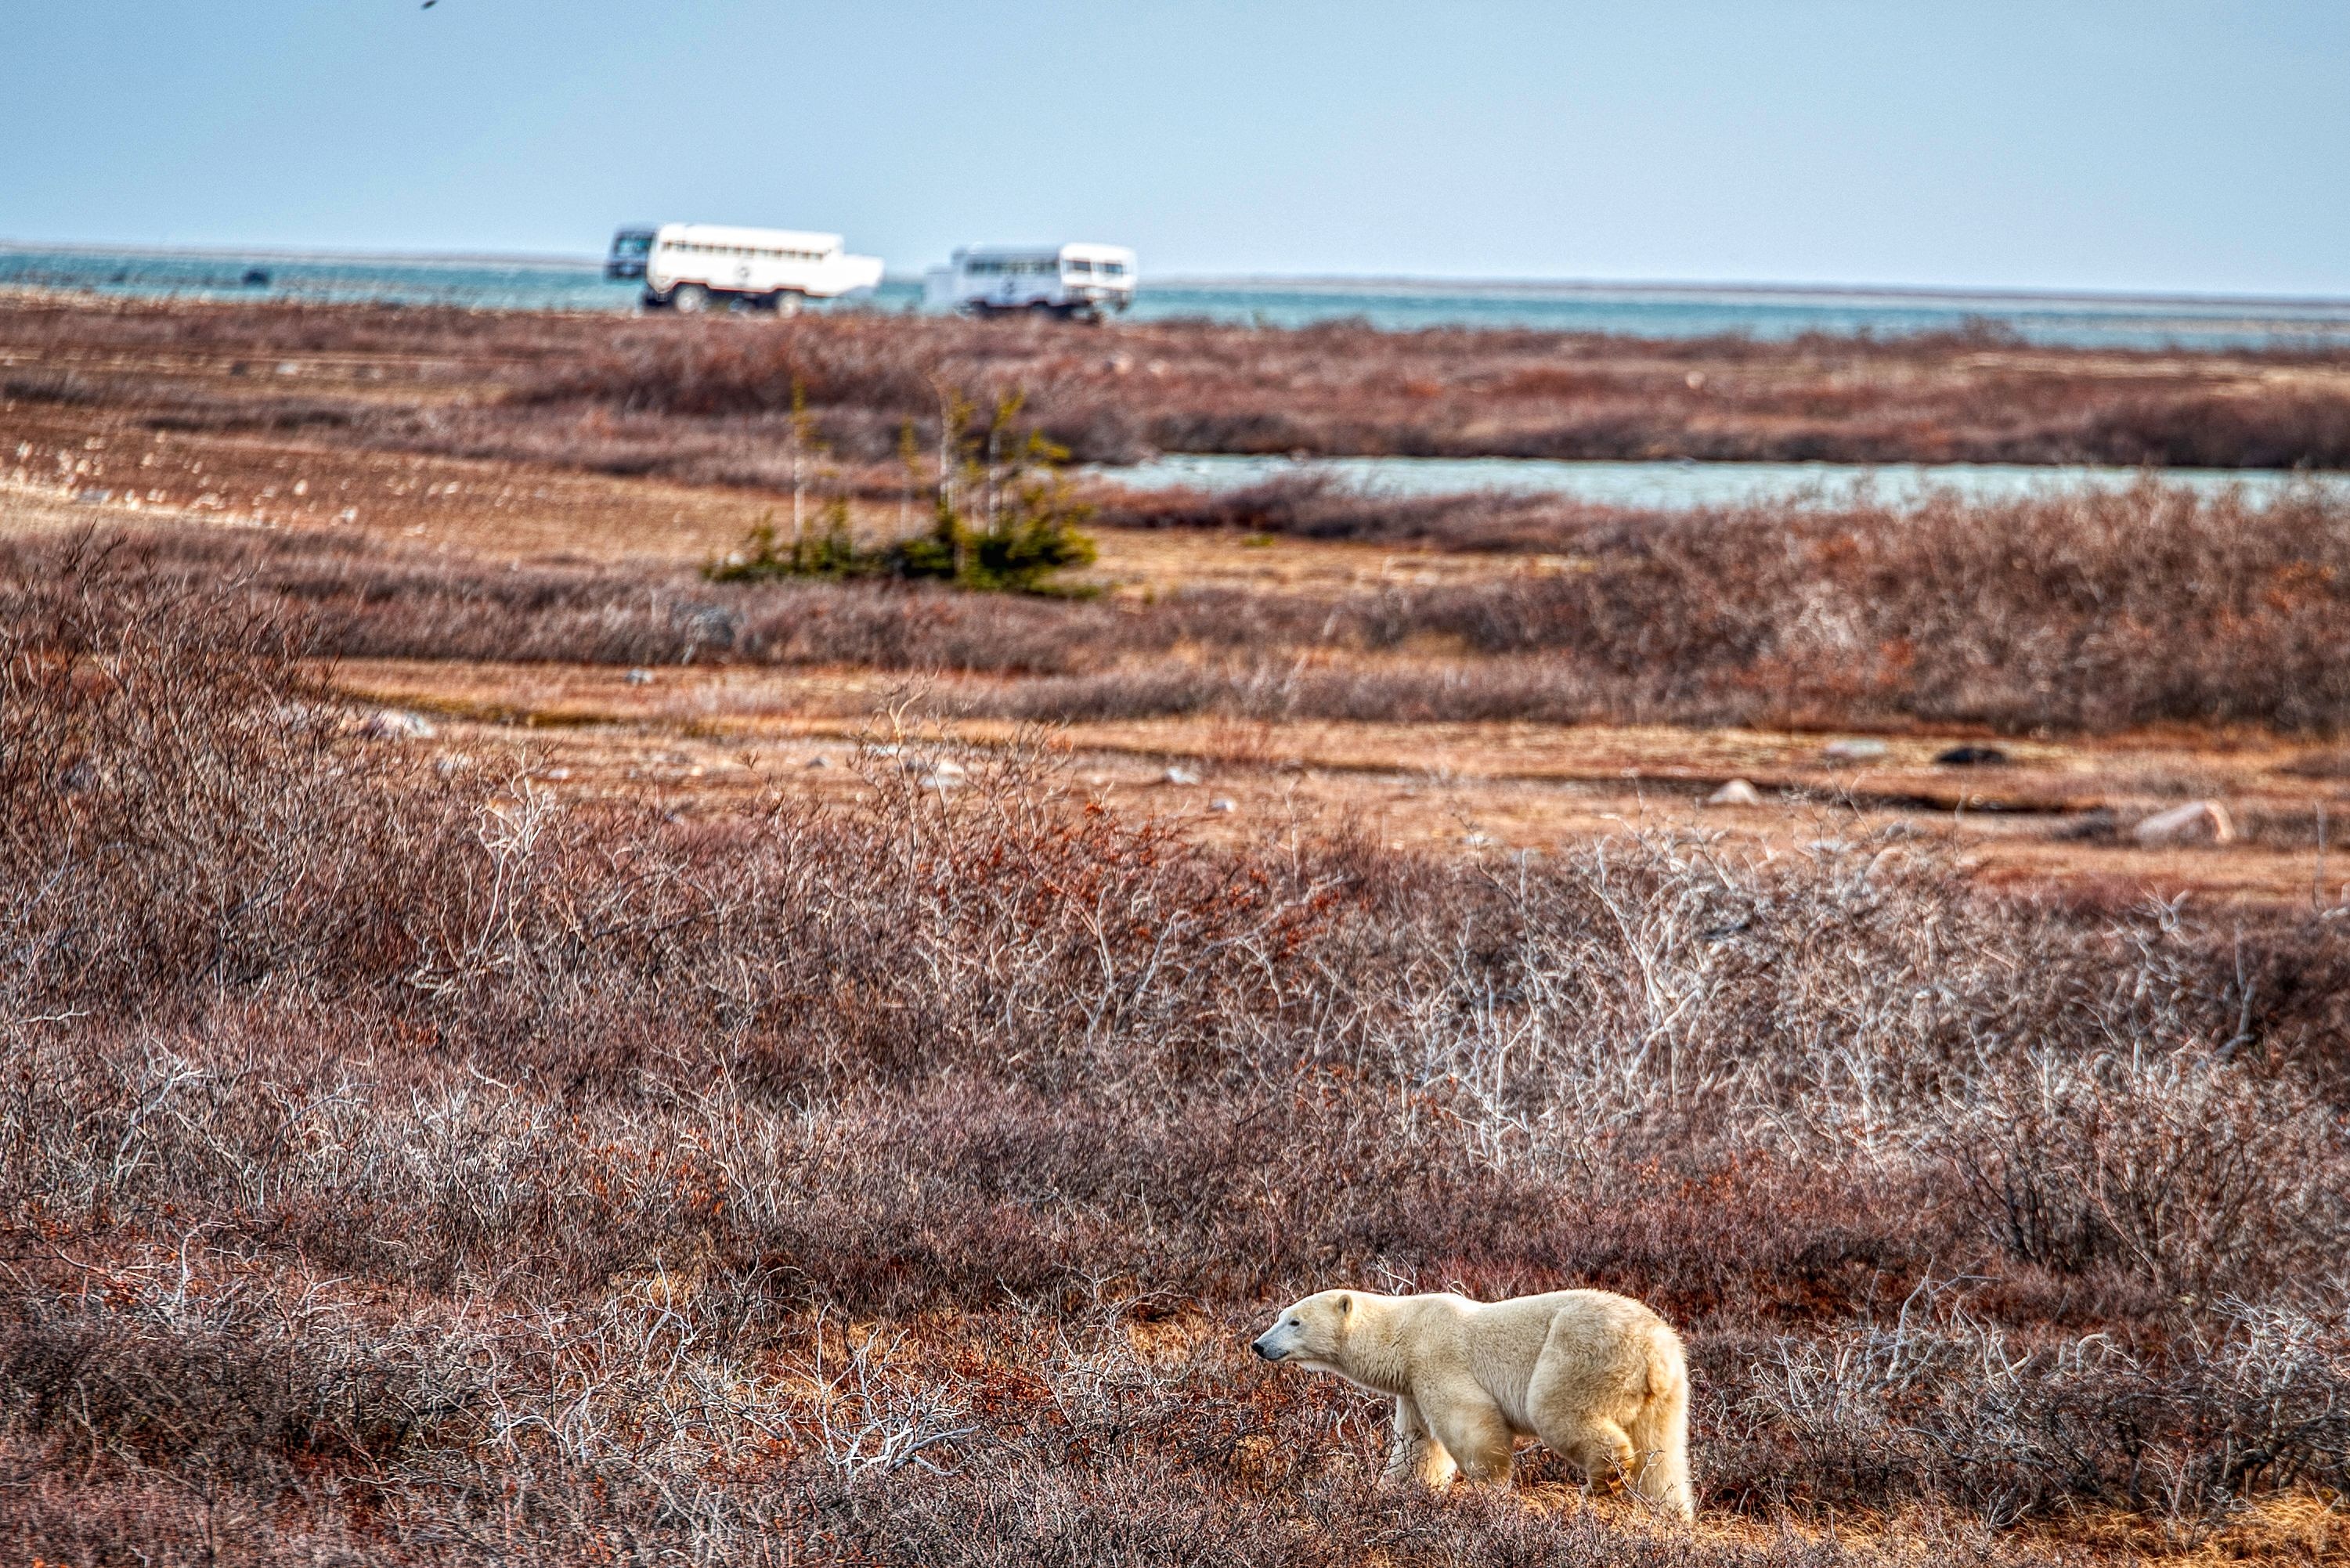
(1094, 453, 2350, 511)
(1118, 280, 2350, 351)
(0, 247, 641, 313)
(9, 243, 2350, 351)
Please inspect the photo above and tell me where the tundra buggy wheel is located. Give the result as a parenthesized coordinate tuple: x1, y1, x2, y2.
(670, 283, 712, 315)
(767, 290, 802, 316)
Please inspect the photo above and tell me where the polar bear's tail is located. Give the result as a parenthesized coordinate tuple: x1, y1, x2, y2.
(1628, 1323, 1695, 1520)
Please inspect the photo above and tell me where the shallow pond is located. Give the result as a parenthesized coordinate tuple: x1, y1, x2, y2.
(1091, 452, 2349, 510)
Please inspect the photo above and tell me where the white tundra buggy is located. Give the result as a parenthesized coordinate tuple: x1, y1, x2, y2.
(612, 223, 884, 312)
(923, 243, 1137, 320)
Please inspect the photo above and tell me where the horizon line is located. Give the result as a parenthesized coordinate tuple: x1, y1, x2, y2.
(6, 237, 2350, 312)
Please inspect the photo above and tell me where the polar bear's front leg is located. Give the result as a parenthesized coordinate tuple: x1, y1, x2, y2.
(1386, 1397, 1458, 1487)
(1424, 1397, 1515, 1486)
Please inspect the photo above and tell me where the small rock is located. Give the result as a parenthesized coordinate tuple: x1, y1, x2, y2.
(1822, 738, 1889, 762)
(2053, 808, 2118, 842)
(1208, 798, 1236, 813)
(1164, 766, 1202, 786)
(923, 759, 969, 782)
(359, 708, 436, 741)
(805, 755, 831, 769)
(917, 770, 966, 791)
(542, 767, 572, 781)
(2281, 750, 2350, 780)
(1935, 744, 2009, 766)
(55, 758, 99, 795)
(1461, 831, 1495, 847)
(2133, 800, 2234, 847)
(1706, 778, 1763, 807)
(624, 668, 655, 686)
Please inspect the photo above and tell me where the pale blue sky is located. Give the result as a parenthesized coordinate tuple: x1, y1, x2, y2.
(7, 2, 2347, 294)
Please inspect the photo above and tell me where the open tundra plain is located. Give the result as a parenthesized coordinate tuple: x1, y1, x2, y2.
(4, 292, 2348, 1566)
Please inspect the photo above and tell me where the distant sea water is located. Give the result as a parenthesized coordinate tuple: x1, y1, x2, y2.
(9, 243, 2350, 351)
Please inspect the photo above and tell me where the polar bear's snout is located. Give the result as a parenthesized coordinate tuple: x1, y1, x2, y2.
(1251, 1315, 1304, 1361)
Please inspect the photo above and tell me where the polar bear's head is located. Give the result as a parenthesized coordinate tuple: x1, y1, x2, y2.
(1251, 1289, 1355, 1368)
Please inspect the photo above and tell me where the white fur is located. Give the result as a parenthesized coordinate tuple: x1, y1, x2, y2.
(1252, 1287, 1694, 1518)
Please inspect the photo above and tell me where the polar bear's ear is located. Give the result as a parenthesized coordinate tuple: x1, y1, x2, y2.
(1337, 1292, 1354, 1317)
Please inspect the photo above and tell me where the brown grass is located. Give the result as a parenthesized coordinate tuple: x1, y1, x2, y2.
(2, 550, 2347, 1563)
(8, 291, 2350, 480)
(23, 474, 2350, 737)
(7, 294, 2350, 1561)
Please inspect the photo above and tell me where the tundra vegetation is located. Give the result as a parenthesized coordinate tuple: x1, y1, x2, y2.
(3, 542, 2347, 1567)
(18, 476, 2349, 737)
(2, 293, 2348, 1566)
(5, 291, 2350, 487)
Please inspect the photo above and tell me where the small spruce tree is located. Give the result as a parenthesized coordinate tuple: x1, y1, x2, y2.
(708, 384, 1095, 595)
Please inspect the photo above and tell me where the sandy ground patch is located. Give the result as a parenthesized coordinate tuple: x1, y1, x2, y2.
(327, 658, 2350, 908)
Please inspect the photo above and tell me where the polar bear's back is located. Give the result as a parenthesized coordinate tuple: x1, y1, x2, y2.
(1334, 1288, 1686, 1420)
(1461, 1286, 1672, 1346)
(1449, 1289, 1678, 1397)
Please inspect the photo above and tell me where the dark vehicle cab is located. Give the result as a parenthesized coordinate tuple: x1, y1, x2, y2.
(605, 227, 656, 281)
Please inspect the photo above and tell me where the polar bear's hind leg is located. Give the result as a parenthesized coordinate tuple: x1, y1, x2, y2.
(1625, 1364, 1695, 1519)
(1534, 1412, 1637, 1494)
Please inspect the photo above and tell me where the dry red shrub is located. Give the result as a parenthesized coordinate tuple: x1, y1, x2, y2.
(4, 557, 2347, 1563)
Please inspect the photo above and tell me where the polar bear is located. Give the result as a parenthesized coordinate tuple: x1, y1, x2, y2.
(1251, 1287, 1694, 1518)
